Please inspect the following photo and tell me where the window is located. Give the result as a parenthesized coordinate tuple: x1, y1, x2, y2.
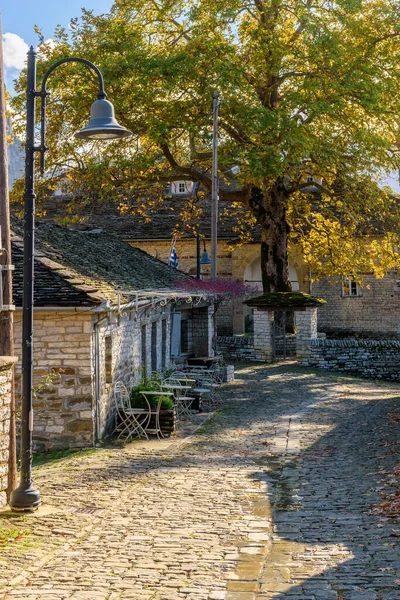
(151, 322, 157, 372)
(180, 319, 189, 353)
(306, 176, 314, 183)
(170, 181, 193, 195)
(342, 277, 360, 297)
(141, 325, 147, 374)
(104, 335, 112, 384)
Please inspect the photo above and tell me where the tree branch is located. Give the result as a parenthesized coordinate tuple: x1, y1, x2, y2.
(160, 143, 248, 202)
(189, 137, 212, 160)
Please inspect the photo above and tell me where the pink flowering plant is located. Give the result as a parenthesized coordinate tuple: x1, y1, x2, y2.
(176, 279, 258, 351)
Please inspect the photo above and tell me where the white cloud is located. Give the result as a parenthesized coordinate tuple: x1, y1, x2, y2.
(3, 32, 29, 70)
(37, 38, 57, 57)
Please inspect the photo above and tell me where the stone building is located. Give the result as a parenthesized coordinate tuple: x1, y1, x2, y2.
(37, 194, 310, 335)
(312, 271, 400, 337)
(11, 220, 213, 450)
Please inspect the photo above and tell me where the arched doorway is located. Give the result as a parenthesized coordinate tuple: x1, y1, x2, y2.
(243, 257, 300, 290)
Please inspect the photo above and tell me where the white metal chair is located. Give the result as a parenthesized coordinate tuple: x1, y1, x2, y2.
(113, 382, 151, 441)
(161, 378, 195, 423)
(138, 391, 174, 440)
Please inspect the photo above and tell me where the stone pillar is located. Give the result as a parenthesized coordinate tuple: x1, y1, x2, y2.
(296, 307, 318, 359)
(253, 308, 274, 362)
(0, 356, 17, 508)
(192, 304, 215, 357)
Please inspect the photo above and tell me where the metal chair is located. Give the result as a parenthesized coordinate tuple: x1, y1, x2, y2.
(138, 391, 173, 440)
(113, 382, 151, 441)
(161, 378, 195, 423)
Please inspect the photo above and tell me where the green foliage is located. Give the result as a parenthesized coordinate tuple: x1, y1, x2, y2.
(0, 523, 32, 547)
(130, 377, 175, 411)
(10, 0, 400, 286)
(32, 447, 97, 467)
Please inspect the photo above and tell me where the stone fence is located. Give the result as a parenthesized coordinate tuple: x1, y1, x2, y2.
(305, 338, 400, 381)
(0, 357, 18, 508)
(217, 335, 259, 362)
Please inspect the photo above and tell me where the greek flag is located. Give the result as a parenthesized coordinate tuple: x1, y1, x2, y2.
(168, 245, 179, 269)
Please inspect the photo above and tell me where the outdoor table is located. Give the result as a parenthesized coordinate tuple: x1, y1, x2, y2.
(187, 356, 223, 368)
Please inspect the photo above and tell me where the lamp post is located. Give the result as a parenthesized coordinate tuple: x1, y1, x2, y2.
(9, 47, 131, 512)
(211, 92, 219, 279)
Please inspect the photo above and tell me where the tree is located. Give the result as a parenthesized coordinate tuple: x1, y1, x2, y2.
(11, 0, 400, 290)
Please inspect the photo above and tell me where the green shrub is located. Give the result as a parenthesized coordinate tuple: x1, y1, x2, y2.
(130, 380, 174, 411)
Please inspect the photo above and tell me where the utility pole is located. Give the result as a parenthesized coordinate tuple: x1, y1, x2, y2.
(211, 91, 219, 279)
(0, 21, 16, 499)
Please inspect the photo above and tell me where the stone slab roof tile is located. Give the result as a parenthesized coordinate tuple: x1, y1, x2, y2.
(11, 219, 191, 308)
(40, 195, 261, 242)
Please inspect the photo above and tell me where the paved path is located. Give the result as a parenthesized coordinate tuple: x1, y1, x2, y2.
(1, 363, 400, 600)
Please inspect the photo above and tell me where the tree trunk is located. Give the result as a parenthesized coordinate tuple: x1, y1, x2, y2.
(248, 179, 291, 293)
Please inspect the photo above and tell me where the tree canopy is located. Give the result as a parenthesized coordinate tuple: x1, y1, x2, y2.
(10, 0, 400, 289)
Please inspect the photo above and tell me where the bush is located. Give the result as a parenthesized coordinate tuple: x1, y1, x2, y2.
(130, 379, 175, 411)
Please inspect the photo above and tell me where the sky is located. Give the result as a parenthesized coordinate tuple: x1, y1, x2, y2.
(1, 0, 113, 90)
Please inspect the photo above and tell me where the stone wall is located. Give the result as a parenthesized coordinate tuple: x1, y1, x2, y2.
(313, 271, 400, 336)
(275, 335, 297, 357)
(13, 302, 213, 450)
(0, 357, 17, 508)
(95, 304, 172, 438)
(217, 335, 258, 361)
(14, 312, 94, 451)
(13, 306, 175, 450)
(305, 338, 400, 380)
(296, 308, 318, 359)
(253, 310, 274, 362)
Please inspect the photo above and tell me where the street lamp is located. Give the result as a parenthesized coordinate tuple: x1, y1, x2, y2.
(9, 47, 131, 512)
(195, 234, 211, 279)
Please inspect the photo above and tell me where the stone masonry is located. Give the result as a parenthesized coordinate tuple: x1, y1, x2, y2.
(306, 337, 400, 380)
(95, 304, 172, 438)
(313, 270, 400, 336)
(13, 312, 94, 451)
(295, 307, 318, 359)
(253, 309, 274, 362)
(217, 335, 258, 362)
(13, 305, 175, 450)
(0, 356, 18, 508)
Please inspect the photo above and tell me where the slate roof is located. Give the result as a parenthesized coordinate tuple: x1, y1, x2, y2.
(39, 194, 261, 242)
(244, 292, 326, 310)
(11, 220, 191, 308)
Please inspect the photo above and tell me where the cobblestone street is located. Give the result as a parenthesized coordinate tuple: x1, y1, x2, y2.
(1, 362, 400, 600)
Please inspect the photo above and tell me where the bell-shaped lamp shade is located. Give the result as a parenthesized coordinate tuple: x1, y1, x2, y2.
(75, 98, 132, 140)
(200, 250, 212, 265)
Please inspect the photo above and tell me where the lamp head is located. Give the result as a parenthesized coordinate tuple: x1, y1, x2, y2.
(200, 250, 211, 265)
(75, 98, 132, 140)
(226, 165, 240, 176)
